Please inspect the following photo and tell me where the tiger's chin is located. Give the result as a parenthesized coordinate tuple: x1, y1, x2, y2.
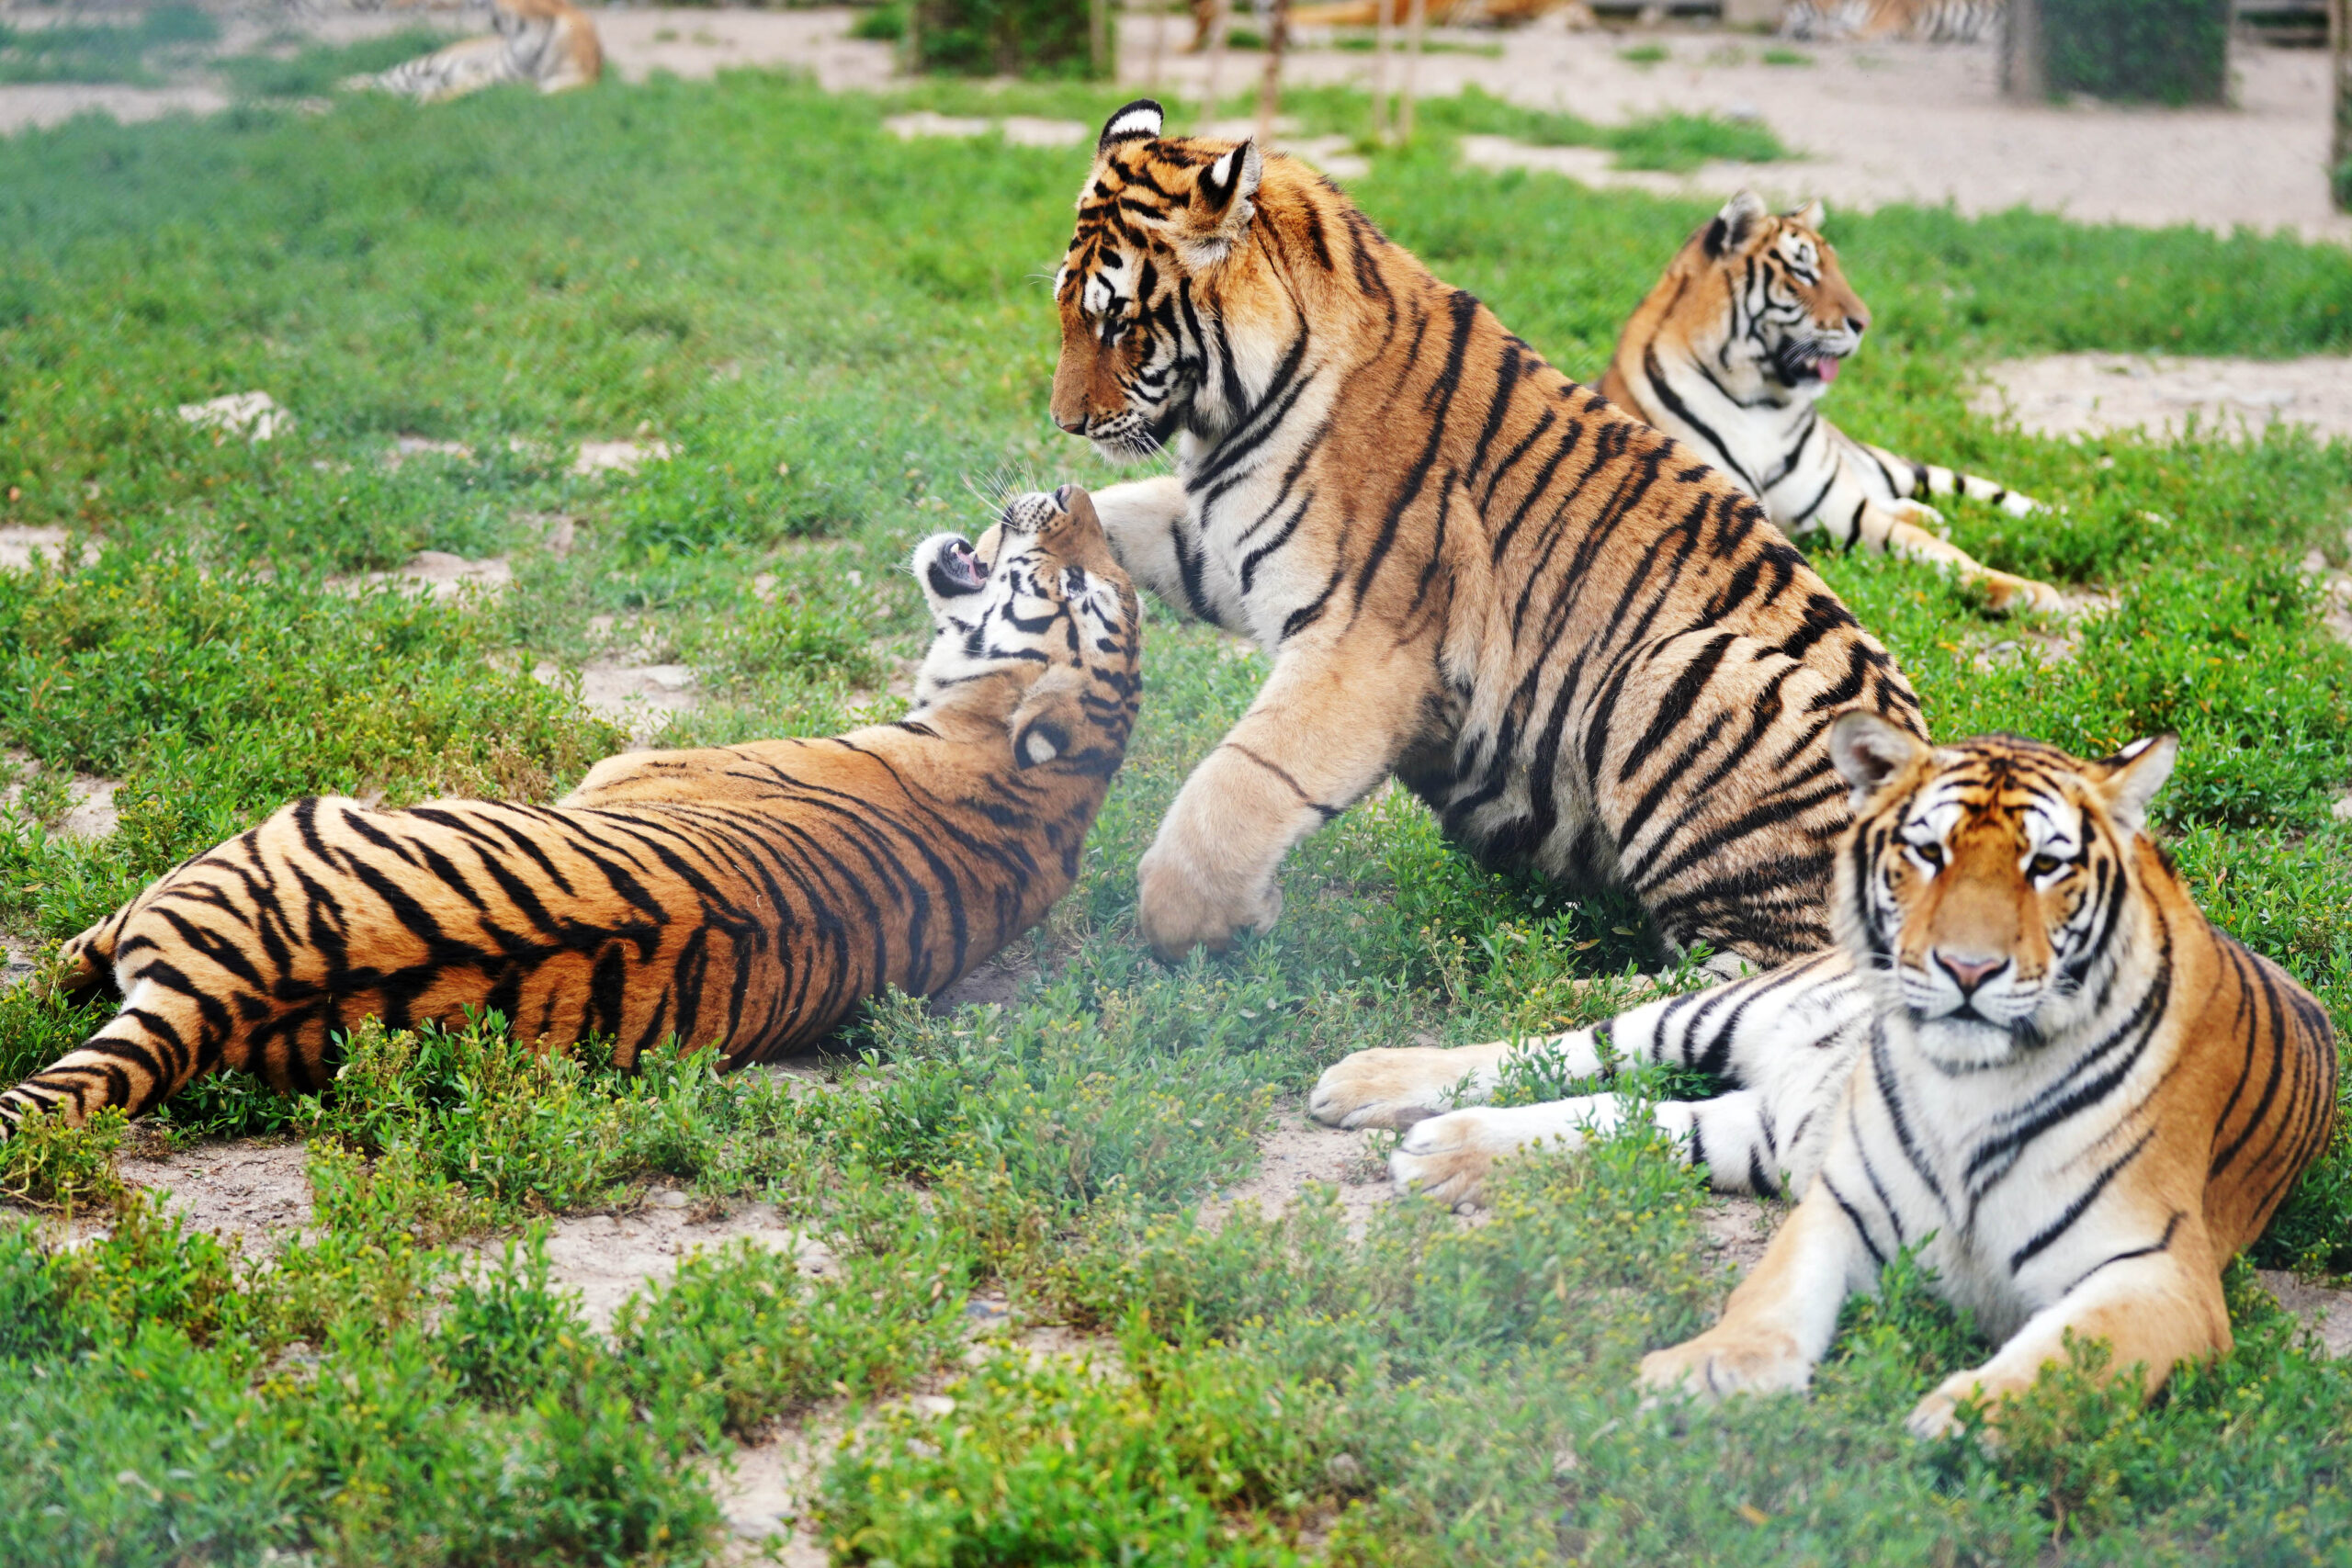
(1903, 1011, 2044, 1073)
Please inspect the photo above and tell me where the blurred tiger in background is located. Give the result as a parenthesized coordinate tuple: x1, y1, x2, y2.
(347, 0, 602, 104)
(2, 488, 1140, 1133)
(1316, 717, 2337, 1437)
(1781, 0, 2003, 42)
(1597, 192, 2067, 614)
(1054, 100, 1923, 972)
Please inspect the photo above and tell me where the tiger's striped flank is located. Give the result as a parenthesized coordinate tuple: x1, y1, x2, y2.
(3, 488, 1139, 1134)
(1054, 100, 1923, 972)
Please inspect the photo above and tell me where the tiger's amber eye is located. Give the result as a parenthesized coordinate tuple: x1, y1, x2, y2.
(2029, 854, 2064, 879)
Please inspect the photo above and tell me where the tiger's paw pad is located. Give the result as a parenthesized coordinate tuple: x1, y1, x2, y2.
(1637, 1330, 1811, 1403)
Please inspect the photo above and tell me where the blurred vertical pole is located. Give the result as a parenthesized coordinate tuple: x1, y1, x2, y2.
(1091, 0, 1112, 79)
(1396, 0, 1427, 141)
(2334, 0, 2352, 209)
(1146, 0, 1165, 92)
(1200, 0, 1227, 130)
(1370, 0, 1394, 144)
(1257, 0, 1290, 144)
(2001, 0, 2044, 100)
(903, 0, 923, 75)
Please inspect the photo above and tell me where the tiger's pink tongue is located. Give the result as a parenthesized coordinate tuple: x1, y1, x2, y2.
(1817, 356, 1840, 385)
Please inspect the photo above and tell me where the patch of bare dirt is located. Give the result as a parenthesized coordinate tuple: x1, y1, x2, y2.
(94, 1137, 315, 1255)
(540, 660, 702, 744)
(1698, 1193, 1777, 1278)
(0, 526, 96, 573)
(532, 1194, 840, 1332)
(571, 439, 676, 477)
(2259, 1269, 2352, 1359)
(594, 7, 897, 91)
(1, 750, 123, 839)
(1974, 355, 2352, 445)
(331, 551, 514, 601)
(1198, 1107, 1392, 1241)
(928, 949, 1039, 1013)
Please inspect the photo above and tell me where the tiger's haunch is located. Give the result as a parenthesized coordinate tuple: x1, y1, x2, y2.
(2, 487, 1140, 1133)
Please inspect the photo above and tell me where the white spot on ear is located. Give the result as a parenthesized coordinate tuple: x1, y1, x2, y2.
(1102, 103, 1164, 146)
(2118, 737, 2154, 761)
(1023, 731, 1058, 765)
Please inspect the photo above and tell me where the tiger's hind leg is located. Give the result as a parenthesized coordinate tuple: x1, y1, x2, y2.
(0, 982, 214, 1134)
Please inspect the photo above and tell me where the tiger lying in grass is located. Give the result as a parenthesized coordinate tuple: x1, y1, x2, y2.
(2, 488, 1139, 1133)
(1595, 192, 2068, 615)
(1315, 718, 2337, 1436)
(347, 0, 601, 104)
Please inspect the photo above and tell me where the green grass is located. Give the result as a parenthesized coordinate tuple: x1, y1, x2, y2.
(1762, 45, 1816, 65)
(0, 71, 2346, 1564)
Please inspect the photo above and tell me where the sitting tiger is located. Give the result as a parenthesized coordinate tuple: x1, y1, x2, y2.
(1057, 101, 1923, 972)
(1314, 717, 2338, 1437)
(1782, 0, 2003, 43)
(1595, 192, 2067, 615)
(1, 488, 1139, 1133)
(347, 0, 601, 104)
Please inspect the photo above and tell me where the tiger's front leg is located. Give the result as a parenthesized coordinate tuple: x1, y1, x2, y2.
(1089, 475, 1247, 630)
(1138, 635, 1430, 960)
(1861, 499, 2070, 615)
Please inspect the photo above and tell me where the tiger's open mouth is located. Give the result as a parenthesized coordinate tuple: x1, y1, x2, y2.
(1773, 344, 1845, 387)
(928, 536, 988, 597)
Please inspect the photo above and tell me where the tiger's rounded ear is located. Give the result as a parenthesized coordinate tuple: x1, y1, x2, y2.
(1197, 140, 1263, 230)
(1010, 665, 1087, 771)
(1790, 197, 1826, 231)
(2096, 734, 2178, 836)
(1098, 98, 1165, 155)
(1704, 190, 1769, 257)
(1828, 711, 1928, 808)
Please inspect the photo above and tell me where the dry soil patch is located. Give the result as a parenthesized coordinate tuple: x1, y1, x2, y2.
(531, 1195, 839, 1332)
(2259, 1269, 2352, 1359)
(1973, 355, 2352, 445)
(1198, 1106, 1392, 1240)
(93, 1137, 315, 1255)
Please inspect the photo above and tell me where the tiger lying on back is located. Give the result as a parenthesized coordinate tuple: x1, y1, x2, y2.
(1057, 101, 1923, 973)
(1315, 718, 2337, 1437)
(2, 488, 1139, 1133)
(1595, 192, 2066, 614)
(348, 0, 601, 104)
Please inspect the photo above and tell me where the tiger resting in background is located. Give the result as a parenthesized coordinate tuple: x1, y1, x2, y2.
(1595, 192, 2067, 614)
(1314, 718, 2337, 1437)
(1782, 0, 2003, 42)
(1, 488, 1140, 1133)
(348, 0, 601, 104)
(1054, 101, 1922, 971)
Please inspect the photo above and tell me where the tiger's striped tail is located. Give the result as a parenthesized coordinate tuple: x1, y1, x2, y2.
(1862, 440, 2040, 518)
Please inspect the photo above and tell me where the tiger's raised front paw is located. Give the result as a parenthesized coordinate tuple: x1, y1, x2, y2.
(1136, 839, 1282, 961)
(1905, 1364, 2023, 1442)
(1637, 1325, 1813, 1403)
(1308, 1043, 1508, 1131)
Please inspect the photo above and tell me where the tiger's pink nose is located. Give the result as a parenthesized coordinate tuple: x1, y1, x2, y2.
(1935, 951, 2005, 993)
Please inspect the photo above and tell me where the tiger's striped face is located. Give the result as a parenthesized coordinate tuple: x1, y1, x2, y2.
(1830, 715, 2179, 1066)
(909, 485, 1137, 762)
(1678, 191, 1871, 402)
(1049, 99, 1264, 459)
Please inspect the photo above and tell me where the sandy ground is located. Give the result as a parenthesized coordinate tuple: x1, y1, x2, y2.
(1976, 354, 2352, 444)
(5, 6, 2346, 243)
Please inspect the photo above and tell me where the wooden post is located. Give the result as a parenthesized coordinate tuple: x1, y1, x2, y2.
(1146, 0, 1165, 92)
(903, 0, 923, 75)
(1370, 0, 1393, 144)
(1091, 0, 1112, 79)
(1396, 0, 1427, 141)
(1200, 0, 1227, 130)
(1256, 0, 1291, 145)
(2001, 0, 2044, 101)
(2335, 0, 2352, 209)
